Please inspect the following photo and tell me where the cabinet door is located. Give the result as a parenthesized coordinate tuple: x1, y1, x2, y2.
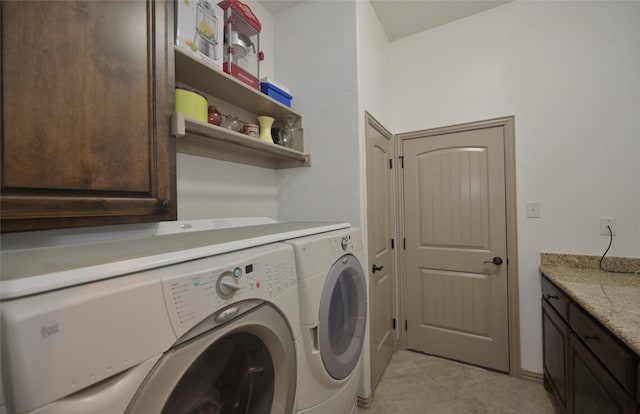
(542, 298, 569, 412)
(570, 334, 636, 414)
(1, 1, 176, 232)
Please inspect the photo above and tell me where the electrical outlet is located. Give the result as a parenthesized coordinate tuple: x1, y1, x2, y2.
(600, 218, 616, 236)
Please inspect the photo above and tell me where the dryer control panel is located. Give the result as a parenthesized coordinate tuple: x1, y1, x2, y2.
(148, 243, 297, 338)
(329, 229, 362, 255)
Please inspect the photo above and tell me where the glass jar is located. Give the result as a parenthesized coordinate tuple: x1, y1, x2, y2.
(278, 114, 298, 148)
(222, 114, 241, 132)
(207, 106, 222, 126)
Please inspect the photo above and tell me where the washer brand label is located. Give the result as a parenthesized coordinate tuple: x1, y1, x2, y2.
(40, 323, 59, 339)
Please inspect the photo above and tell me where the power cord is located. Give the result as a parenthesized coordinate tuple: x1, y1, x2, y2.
(599, 225, 635, 274)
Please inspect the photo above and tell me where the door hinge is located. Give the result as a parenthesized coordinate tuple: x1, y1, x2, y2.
(392, 318, 396, 330)
(389, 159, 393, 169)
(391, 238, 395, 249)
(399, 155, 404, 168)
(405, 320, 408, 331)
(403, 238, 406, 249)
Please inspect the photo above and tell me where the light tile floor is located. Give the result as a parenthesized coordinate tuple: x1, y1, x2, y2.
(361, 350, 559, 414)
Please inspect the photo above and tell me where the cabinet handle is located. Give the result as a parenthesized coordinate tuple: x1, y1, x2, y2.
(583, 334, 598, 341)
(545, 294, 558, 300)
(158, 199, 171, 210)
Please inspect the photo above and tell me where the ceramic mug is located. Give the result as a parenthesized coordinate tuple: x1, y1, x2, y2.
(243, 123, 259, 137)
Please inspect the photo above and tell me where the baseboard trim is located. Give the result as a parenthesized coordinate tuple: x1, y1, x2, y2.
(521, 369, 543, 384)
(357, 394, 373, 409)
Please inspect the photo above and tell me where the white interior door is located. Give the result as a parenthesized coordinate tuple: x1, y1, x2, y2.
(365, 113, 396, 390)
(401, 124, 510, 372)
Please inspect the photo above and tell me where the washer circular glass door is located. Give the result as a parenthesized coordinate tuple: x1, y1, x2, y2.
(127, 303, 296, 413)
(318, 254, 367, 380)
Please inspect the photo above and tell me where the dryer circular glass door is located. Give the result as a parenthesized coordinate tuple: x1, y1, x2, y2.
(126, 302, 296, 414)
(318, 254, 367, 380)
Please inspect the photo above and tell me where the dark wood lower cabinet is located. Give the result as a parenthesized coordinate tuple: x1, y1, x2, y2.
(570, 334, 636, 414)
(543, 299, 569, 412)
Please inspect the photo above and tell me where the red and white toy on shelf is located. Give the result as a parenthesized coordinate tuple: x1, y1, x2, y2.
(217, 0, 264, 89)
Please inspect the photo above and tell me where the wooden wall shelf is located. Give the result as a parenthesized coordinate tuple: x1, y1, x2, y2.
(172, 113, 311, 169)
(175, 47, 301, 120)
(174, 47, 308, 169)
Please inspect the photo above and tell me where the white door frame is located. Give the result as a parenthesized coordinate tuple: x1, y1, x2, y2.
(395, 116, 521, 377)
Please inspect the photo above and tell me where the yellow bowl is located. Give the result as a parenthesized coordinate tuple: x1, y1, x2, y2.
(175, 89, 207, 122)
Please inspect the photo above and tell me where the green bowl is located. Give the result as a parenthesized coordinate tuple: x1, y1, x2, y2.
(175, 89, 207, 122)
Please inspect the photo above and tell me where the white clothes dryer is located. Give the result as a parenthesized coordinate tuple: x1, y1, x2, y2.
(1, 243, 300, 414)
(283, 228, 367, 414)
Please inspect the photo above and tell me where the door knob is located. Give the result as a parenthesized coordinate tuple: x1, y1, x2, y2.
(484, 257, 503, 265)
(372, 264, 384, 273)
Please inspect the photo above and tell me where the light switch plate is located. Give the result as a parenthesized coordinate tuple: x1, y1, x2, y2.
(526, 202, 541, 218)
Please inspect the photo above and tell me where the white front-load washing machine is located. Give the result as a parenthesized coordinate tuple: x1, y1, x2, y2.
(1, 242, 300, 414)
(283, 228, 367, 414)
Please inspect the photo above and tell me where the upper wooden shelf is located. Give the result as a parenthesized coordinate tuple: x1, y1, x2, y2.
(174, 47, 300, 120)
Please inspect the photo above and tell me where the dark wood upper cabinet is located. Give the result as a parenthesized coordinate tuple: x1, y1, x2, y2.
(1, 1, 176, 232)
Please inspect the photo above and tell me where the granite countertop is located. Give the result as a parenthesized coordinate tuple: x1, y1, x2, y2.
(539, 253, 640, 356)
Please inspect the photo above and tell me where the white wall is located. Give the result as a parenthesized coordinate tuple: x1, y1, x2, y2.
(274, 1, 361, 227)
(355, 0, 393, 400)
(176, 154, 278, 219)
(178, 0, 366, 227)
(356, 2, 392, 130)
(388, 0, 640, 373)
(177, 1, 280, 220)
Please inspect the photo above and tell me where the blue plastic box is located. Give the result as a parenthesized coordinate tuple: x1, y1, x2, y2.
(260, 82, 292, 108)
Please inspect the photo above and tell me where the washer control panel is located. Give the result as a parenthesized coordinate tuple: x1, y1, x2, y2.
(216, 270, 240, 299)
(148, 243, 297, 338)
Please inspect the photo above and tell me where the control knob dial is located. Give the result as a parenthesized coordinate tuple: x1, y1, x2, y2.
(217, 271, 240, 299)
